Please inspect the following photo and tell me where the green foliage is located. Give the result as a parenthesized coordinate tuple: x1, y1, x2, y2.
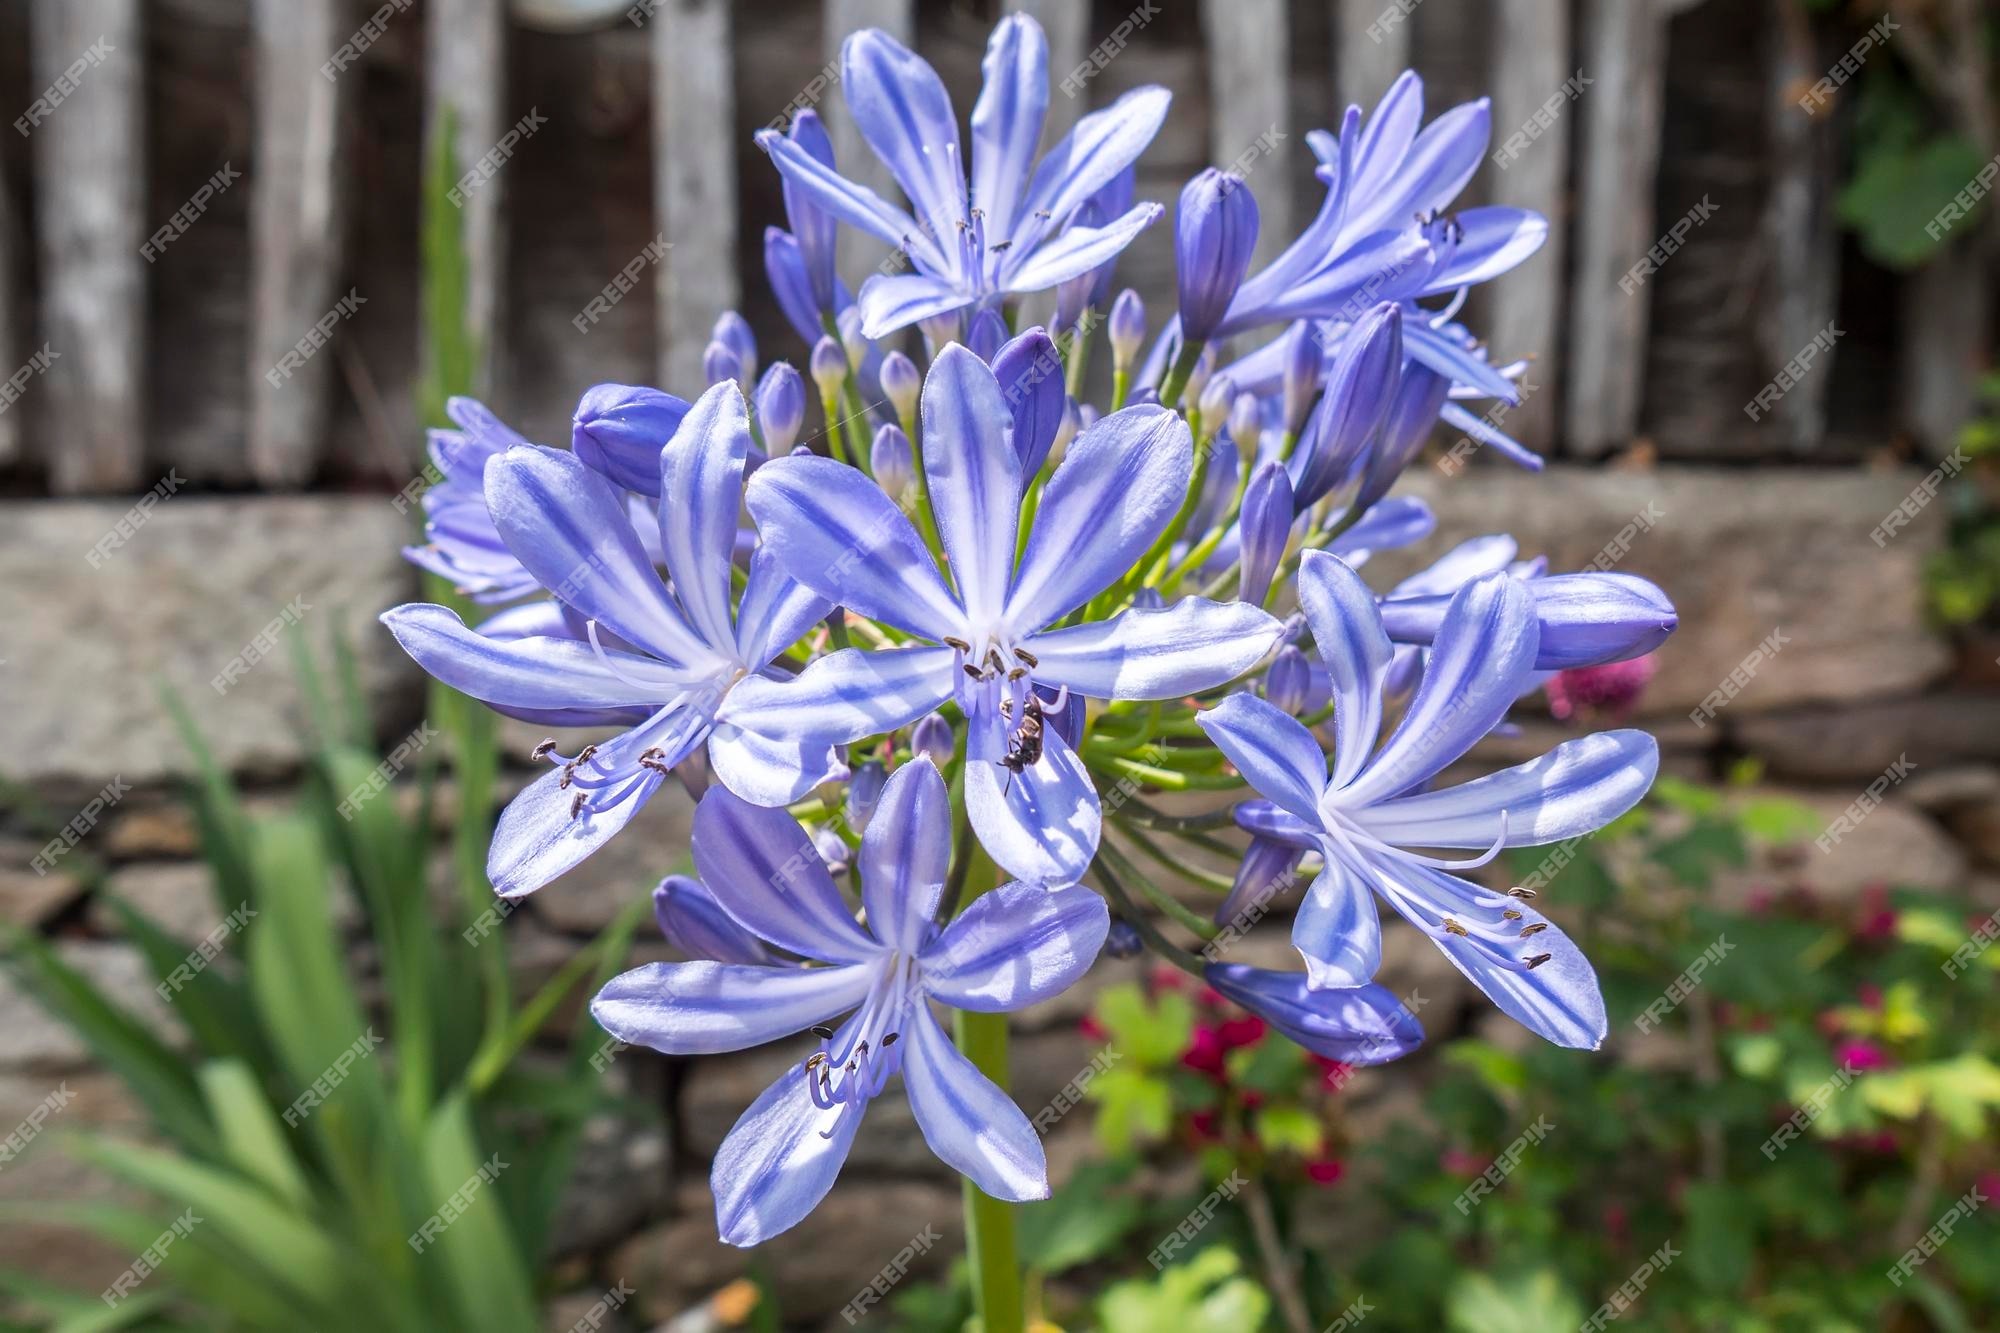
(1924, 371, 2000, 630)
(0, 627, 649, 1330)
(1096, 1247, 1270, 1333)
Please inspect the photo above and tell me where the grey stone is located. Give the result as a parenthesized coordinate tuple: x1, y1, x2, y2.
(101, 802, 204, 860)
(0, 840, 87, 928)
(89, 861, 226, 941)
(1377, 466, 1950, 715)
(1735, 694, 2000, 784)
(1900, 764, 2000, 813)
(548, 1110, 672, 1262)
(0, 497, 422, 789)
(0, 942, 184, 1070)
(613, 1178, 960, 1326)
(0, 1072, 155, 1294)
(1708, 788, 1966, 906)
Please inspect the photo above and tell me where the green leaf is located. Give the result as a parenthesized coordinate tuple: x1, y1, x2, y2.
(1836, 133, 1987, 270)
(1683, 1179, 1754, 1293)
(414, 1094, 540, 1333)
(1092, 982, 1193, 1069)
(1445, 1269, 1585, 1333)
(1086, 1066, 1174, 1154)
(1443, 1040, 1530, 1096)
(196, 1059, 312, 1207)
(1018, 1160, 1143, 1273)
(1097, 1246, 1270, 1333)
(1252, 1104, 1324, 1157)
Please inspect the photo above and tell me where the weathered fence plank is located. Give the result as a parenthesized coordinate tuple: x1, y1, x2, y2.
(29, 0, 145, 494)
(427, 0, 510, 403)
(1201, 0, 1292, 266)
(1485, 0, 1570, 456)
(1565, 0, 1677, 457)
(1334, 0, 1410, 116)
(822, 0, 915, 283)
(1758, 0, 1839, 454)
(249, 0, 350, 487)
(0, 152, 20, 468)
(654, 0, 741, 389)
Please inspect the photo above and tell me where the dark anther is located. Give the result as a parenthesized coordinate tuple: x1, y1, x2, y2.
(810, 1025, 835, 1040)
(881, 1032, 899, 1047)
(1006, 667, 1028, 681)
(1519, 922, 1548, 938)
(990, 240, 1012, 252)
(575, 744, 599, 765)
(1441, 917, 1468, 937)
(1525, 953, 1553, 970)
(531, 738, 557, 761)
(805, 1052, 827, 1071)
(942, 635, 972, 652)
(963, 663, 984, 680)
(570, 792, 589, 818)
(1508, 887, 1538, 899)
(1502, 909, 1522, 920)
(1012, 648, 1038, 668)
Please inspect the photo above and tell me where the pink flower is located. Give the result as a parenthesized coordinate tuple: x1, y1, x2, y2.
(1182, 1025, 1227, 1079)
(1305, 1158, 1345, 1185)
(1834, 1039, 1890, 1071)
(1218, 1015, 1267, 1050)
(1546, 654, 1656, 721)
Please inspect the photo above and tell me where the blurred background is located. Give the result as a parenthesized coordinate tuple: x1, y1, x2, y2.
(0, 0, 1996, 1329)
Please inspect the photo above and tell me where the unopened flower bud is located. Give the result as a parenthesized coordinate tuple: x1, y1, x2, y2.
(1197, 373, 1236, 441)
(919, 310, 962, 353)
(838, 305, 870, 371)
(755, 363, 806, 454)
(809, 336, 847, 396)
(571, 383, 692, 497)
(1228, 393, 1263, 459)
(703, 339, 742, 390)
(967, 309, 1008, 362)
(870, 423, 914, 500)
(711, 310, 757, 385)
(1265, 644, 1312, 714)
(1184, 344, 1215, 408)
(880, 351, 921, 423)
(1105, 919, 1144, 958)
(1048, 398, 1081, 469)
(1175, 168, 1259, 343)
(910, 712, 953, 767)
(1282, 320, 1323, 438)
(1109, 289, 1145, 370)
(846, 760, 887, 833)
(1239, 460, 1294, 606)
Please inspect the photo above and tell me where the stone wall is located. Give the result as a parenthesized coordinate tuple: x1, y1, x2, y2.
(3, 454, 1994, 1326)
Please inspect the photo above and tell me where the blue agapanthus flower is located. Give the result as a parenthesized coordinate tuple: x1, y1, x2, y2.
(592, 761, 1108, 1244)
(401, 397, 545, 604)
(383, 381, 843, 897)
(1199, 551, 1659, 1048)
(740, 344, 1282, 882)
(757, 15, 1168, 338)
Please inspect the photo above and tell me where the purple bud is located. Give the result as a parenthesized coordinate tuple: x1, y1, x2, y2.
(809, 336, 847, 395)
(1129, 587, 1165, 610)
(785, 111, 840, 311)
(1104, 919, 1145, 958)
(756, 363, 806, 454)
(1054, 271, 1092, 337)
(1108, 289, 1145, 369)
(992, 328, 1066, 477)
(1264, 644, 1313, 714)
(703, 339, 742, 390)
(967, 309, 1009, 363)
(764, 227, 824, 346)
(910, 712, 954, 767)
(1354, 363, 1452, 512)
(1376, 572, 1679, 670)
(846, 760, 887, 833)
(1281, 320, 1324, 438)
(1214, 837, 1304, 926)
(1197, 373, 1236, 440)
(1239, 460, 1294, 606)
(571, 383, 692, 497)
(837, 305, 870, 372)
(1175, 169, 1260, 344)
(813, 826, 852, 876)
(1292, 304, 1402, 508)
(879, 351, 921, 422)
(711, 310, 757, 385)
(1204, 962, 1426, 1064)
(1049, 398, 1081, 467)
(870, 423, 914, 499)
(654, 876, 772, 965)
(919, 310, 963, 352)
(1076, 403, 1100, 432)
(1082, 167, 1136, 309)
(1228, 393, 1263, 459)
(1184, 345, 1216, 408)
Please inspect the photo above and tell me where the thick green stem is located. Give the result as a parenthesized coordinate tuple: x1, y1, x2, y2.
(957, 1006, 1026, 1333)
(1157, 339, 1207, 410)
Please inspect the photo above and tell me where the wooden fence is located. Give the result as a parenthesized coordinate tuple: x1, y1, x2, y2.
(0, 0, 1990, 496)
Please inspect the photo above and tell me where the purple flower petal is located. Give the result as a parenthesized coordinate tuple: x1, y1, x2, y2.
(746, 454, 967, 641)
(711, 1051, 867, 1246)
(1354, 729, 1659, 849)
(1293, 857, 1383, 989)
(721, 645, 955, 748)
(1003, 203, 1163, 293)
(1295, 552, 1391, 789)
(691, 787, 883, 965)
(732, 544, 831, 669)
(923, 882, 1109, 1011)
(970, 14, 1048, 243)
(1196, 693, 1329, 825)
(591, 959, 873, 1055)
(653, 876, 775, 966)
(900, 1003, 1049, 1202)
(658, 382, 750, 649)
(705, 720, 847, 808)
(380, 604, 687, 712)
(756, 128, 935, 267)
(1340, 573, 1537, 807)
(964, 733, 1100, 884)
(991, 328, 1066, 478)
(1006, 404, 1191, 632)
(859, 759, 951, 954)
(1026, 598, 1280, 700)
(842, 29, 968, 278)
(1013, 87, 1172, 248)
(486, 445, 723, 671)
(922, 345, 1022, 627)
(856, 273, 974, 341)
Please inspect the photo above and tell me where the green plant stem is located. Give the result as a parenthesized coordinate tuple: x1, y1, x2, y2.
(1157, 339, 1206, 410)
(1091, 855, 1206, 977)
(950, 847, 1025, 1333)
(1096, 837, 1221, 940)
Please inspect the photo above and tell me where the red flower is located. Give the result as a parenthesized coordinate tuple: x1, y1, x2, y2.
(1305, 1158, 1345, 1185)
(1853, 884, 1897, 942)
(1218, 1015, 1267, 1050)
(1182, 1025, 1227, 1078)
(1834, 1039, 1889, 1072)
(1545, 654, 1656, 721)
(1189, 1109, 1222, 1143)
(1078, 1015, 1108, 1042)
(1439, 1148, 1487, 1177)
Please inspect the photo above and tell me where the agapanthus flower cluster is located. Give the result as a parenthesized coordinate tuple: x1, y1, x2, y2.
(388, 14, 1675, 1246)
